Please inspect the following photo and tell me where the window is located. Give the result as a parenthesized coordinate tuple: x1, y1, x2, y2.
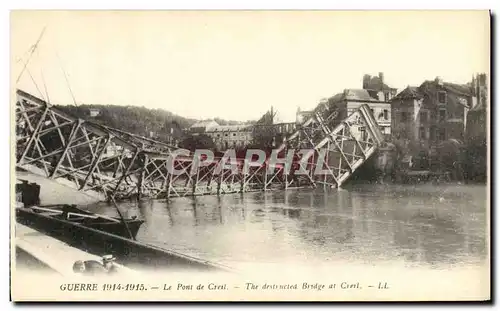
(383, 109, 389, 120)
(370, 108, 374, 115)
(225, 133, 228, 137)
(439, 109, 446, 122)
(419, 111, 428, 123)
(232, 133, 236, 137)
(359, 127, 366, 141)
(430, 126, 436, 141)
(401, 112, 408, 122)
(419, 127, 426, 140)
(437, 128, 446, 141)
(438, 91, 447, 104)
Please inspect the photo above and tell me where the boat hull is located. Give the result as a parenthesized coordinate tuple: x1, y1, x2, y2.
(15, 207, 231, 272)
(25, 204, 144, 239)
(79, 219, 144, 239)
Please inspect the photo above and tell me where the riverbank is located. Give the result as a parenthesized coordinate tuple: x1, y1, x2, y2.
(15, 170, 101, 206)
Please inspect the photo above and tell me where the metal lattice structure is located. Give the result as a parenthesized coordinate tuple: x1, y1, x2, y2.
(15, 89, 384, 202)
(278, 102, 385, 189)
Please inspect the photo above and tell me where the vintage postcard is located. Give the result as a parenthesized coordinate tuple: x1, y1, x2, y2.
(10, 10, 490, 302)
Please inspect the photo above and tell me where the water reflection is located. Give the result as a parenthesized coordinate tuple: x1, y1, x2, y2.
(91, 184, 487, 269)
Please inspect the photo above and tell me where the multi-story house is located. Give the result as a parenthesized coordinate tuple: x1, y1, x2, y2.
(391, 76, 477, 151)
(465, 73, 488, 181)
(466, 73, 488, 143)
(187, 120, 220, 136)
(362, 72, 398, 102)
(205, 125, 253, 151)
(327, 88, 392, 141)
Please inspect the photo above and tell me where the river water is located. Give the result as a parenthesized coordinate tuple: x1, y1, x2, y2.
(84, 183, 488, 272)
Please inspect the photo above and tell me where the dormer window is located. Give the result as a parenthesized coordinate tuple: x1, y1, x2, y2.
(438, 91, 447, 104)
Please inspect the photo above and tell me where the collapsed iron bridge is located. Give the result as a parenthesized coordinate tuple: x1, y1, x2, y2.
(15, 89, 384, 202)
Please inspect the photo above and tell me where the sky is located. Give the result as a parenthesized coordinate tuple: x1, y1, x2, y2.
(10, 10, 490, 122)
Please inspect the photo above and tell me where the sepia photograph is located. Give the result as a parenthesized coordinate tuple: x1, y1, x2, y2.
(9, 9, 490, 302)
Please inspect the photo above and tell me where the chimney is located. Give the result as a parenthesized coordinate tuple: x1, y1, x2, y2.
(378, 72, 384, 84)
(479, 73, 487, 85)
(362, 74, 370, 89)
(296, 107, 303, 124)
(435, 76, 443, 86)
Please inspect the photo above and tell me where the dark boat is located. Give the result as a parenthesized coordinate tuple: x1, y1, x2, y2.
(17, 204, 144, 239)
(15, 204, 232, 273)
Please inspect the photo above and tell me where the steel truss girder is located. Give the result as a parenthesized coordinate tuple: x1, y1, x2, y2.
(15, 89, 384, 202)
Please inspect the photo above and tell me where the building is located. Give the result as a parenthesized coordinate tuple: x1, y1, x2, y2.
(205, 125, 253, 150)
(295, 107, 314, 125)
(362, 72, 398, 102)
(464, 73, 488, 182)
(466, 73, 488, 142)
(188, 120, 219, 135)
(272, 122, 296, 136)
(327, 88, 392, 141)
(470, 73, 488, 110)
(391, 77, 477, 151)
(89, 108, 100, 117)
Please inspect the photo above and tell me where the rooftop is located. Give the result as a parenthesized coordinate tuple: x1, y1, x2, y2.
(189, 120, 219, 128)
(329, 89, 381, 103)
(394, 78, 475, 103)
(206, 124, 252, 132)
(393, 86, 423, 100)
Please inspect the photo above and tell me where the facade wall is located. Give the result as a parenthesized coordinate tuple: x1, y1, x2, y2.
(425, 89, 469, 142)
(466, 108, 487, 143)
(391, 98, 426, 143)
(273, 123, 296, 134)
(391, 83, 474, 153)
(205, 128, 253, 150)
(345, 101, 392, 140)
